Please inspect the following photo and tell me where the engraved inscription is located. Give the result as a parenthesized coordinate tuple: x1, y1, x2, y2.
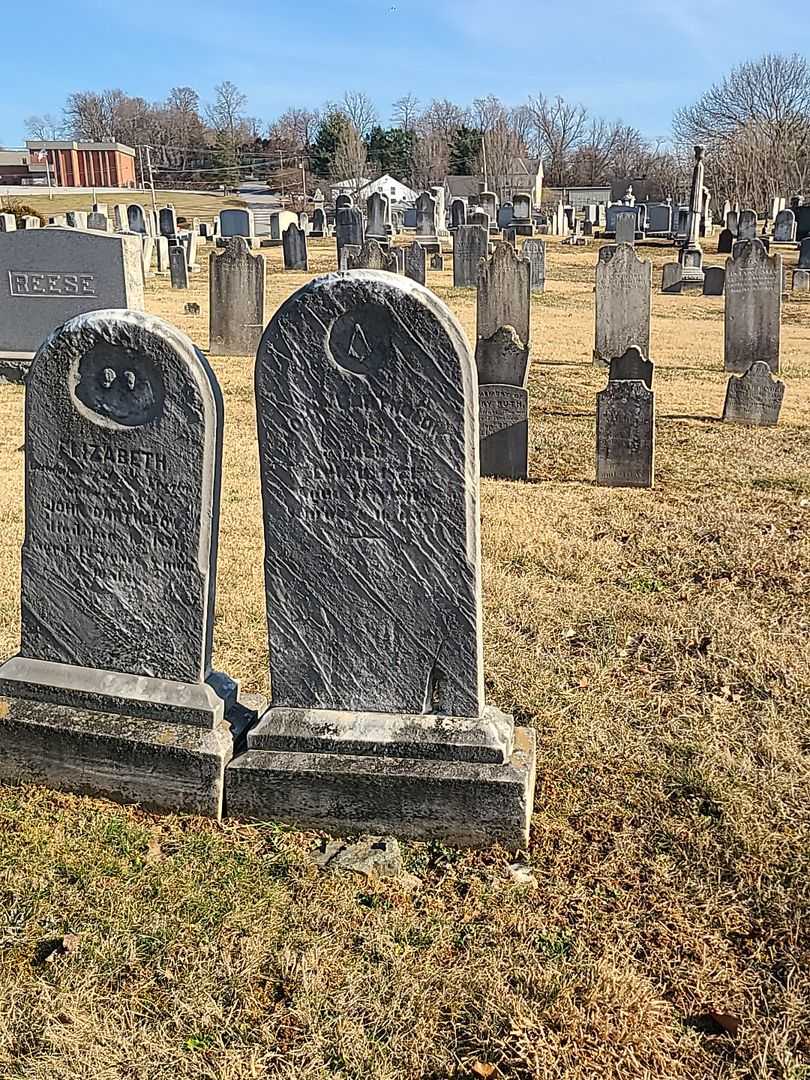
(8, 270, 96, 298)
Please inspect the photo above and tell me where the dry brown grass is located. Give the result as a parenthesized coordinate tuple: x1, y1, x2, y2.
(1, 189, 244, 220)
(0, 234, 808, 1079)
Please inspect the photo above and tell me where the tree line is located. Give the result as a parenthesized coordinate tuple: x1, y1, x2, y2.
(23, 53, 810, 209)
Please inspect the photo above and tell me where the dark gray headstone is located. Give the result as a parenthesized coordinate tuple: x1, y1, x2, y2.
(773, 209, 796, 243)
(737, 209, 757, 241)
(796, 205, 810, 241)
(703, 266, 726, 295)
(798, 237, 810, 269)
(335, 207, 364, 266)
(219, 208, 253, 239)
(594, 244, 651, 364)
(169, 245, 189, 288)
(366, 192, 389, 241)
(311, 208, 326, 237)
(479, 384, 528, 480)
(159, 206, 177, 238)
(453, 225, 488, 288)
(522, 239, 545, 293)
(608, 346, 653, 388)
(335, 193, 353, 210)
(405, 242, 426, 285)
(497, 204, 513, 230)
(476, 326, 528, 387)
(450, 199, 467, 229)
(87, 211, 108, 232)
(717, 228, 734, 254)
(415, 192, 440, 248)
(282, 223, 308, 270)
(346, 239, 397, 272)
(724, 240, 782, 373)
(254, 270, 483, 716)
(209, 236, 265, 356)
(793, 269, 810, 292)
(722, 361, 785, 425)
(596, 379, 655, 488)
(475, 243, 530, 373)
(661, 262, 683, 294)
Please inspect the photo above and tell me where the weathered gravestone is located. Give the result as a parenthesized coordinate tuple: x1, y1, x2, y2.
(366, 192, 389, 242)
(282, 223, 308, 270)
(497, 204, 513, 231)
(155, 236, 170, 274)
(615, 213, 636, 245)
(346, 239, 398, 272)
(479, 191, 498, 231)
(512, 193, 534, 236)
(737, 209, 757, 241)
(608, 345, 653, 387)
(127, 204, 148, 234)
(269, 211, 298, 242)
(339, 244, 361, 271)
(226, 271, 537, 846)
(453, 224, 488, 288)
(66, 211, 88, 229)
(522, 239, 546, 293)
(479, 384, 529, 480)
(475, 242, 531, 376)
(475, 325, 528, 387)
(415, 192, 440, 252)
(722, 360, 785, 426)
(430, 253, 445, 271)
(469, 211, 490, 231)
(0, 310, 255, 816)
(450, 199, 467, 229)
(311, 208, 326, 237)
(661, 263, 683, 294)
(724, 239, 782, 373)
(169, 244, 189, 288)
(726, 209, 739, 237)
(594, 243, 651, 365)
(793, 269, 810, 292)
(209, 236, 265, 356)
(22, 216, 41, 230)
(219, 208, 253, 240)
(773, 209, 796, 243)
(404, 241, 426, 285)
(87, 211, 109, 232)
(596, 376, 655, 488)
(703, 266, 726, 295)
(798, 237, 810, 269)
(335, 193, 353, 210)
(0, 229, 144, 377)
(717, 228, 734, 254)
(159, 206, 177, 238)
(335, 207, 364, 266)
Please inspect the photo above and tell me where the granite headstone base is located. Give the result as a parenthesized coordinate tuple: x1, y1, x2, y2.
(226, 705, 537, 849)
(0, 694, 259, 818)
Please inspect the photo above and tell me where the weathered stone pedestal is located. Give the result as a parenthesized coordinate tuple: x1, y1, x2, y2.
(227, 706, 536, 848)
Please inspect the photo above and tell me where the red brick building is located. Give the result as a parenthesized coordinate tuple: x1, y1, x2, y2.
(25, 141, 137, 188)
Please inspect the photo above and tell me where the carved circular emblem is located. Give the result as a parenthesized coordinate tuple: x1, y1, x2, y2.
(70, 341, 164, 429)
(327, 301, 392, 376)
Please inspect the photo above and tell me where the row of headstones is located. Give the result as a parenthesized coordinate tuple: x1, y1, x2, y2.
(0, 275, 537, 843)
(597, 240, 784, 375)
(597, 349, 785, 489)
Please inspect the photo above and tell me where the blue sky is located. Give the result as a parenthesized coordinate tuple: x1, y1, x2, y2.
(0, 0, 805, 147)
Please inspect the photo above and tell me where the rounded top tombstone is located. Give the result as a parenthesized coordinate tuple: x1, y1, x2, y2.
(255, 270, 484, 717)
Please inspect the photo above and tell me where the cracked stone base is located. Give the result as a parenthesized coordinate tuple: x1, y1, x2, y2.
(0, 694, 260, 818)
(226, 716, 536, 849)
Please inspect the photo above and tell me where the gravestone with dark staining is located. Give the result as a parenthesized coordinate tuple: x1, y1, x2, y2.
(717, 228, 734, 254)
(311, 208, 326, 237)
(722, 361, 785, 426)
(335, 207, 364, 267)
(703, 266, 726, 295)
(798, 237, 810, 269)
(159, 206, 177, 238)
(479, 384, 529, 480)
(0, 228, 144, 378)
(127, 204, 148, 234)
(737, 209, 757, 241)
(430, 253, 444, 271)
(227, 271, 536, 847)
(479, 191, 498, 231)
(404, 241, 426, 285)
(596, 377, 655, 488)
(497, 204, 514, 230)
(112, 204, 129, 232)
(283, 223, 309, 270)
(169, 245, 189, 288)
(0, 310, 255, 817)
(450, 198, 467, 230)
(773, 209, 796, 243)
(594, 243, 651, 365)
(469, 211, 490, 230)
(608, 345, 653, 388)
(476, 326, 528, 386)
(346, 239, 398, 272)
(724, 239, 782, 373)
(209, 236, 265, 356)
(366, 192, 389, 242)
(335, 193, 353, 210)
(522, 239, 546, 292)
(453, 224, 488, 288)
(475, 242, 531, 378)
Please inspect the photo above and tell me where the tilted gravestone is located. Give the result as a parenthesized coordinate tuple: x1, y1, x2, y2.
(227, 271, 536, 846)
(596, 376, 655, 488)
(475, 242, 531, 375)
(522, 239, 546, 292)
(717, 228, 734, 254)
(346, 239, 397, 272)
(608, 345, 653, 388)
(404, 241, 426, 285)
(169, 244, 189, 288)
(335, 207, 364, 266)
(724, 239, 782, 373)
(282, 223, 308, 270)
(737, 209, 757, 241)
(209, 236, 265, 356)
(0, 310, 254, 816)
(703, 266, 726, 296)
(0, 228, 144, 378)
(453, 224, 488, 288)
(594, 243, 651, 365)
(722, 361, 785, 426)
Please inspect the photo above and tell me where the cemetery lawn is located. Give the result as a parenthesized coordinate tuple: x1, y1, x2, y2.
(0, 236, 809, 1079)
(0, 189, 245, 221)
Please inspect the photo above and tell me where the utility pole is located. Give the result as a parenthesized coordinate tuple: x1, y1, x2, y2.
(482, 134, 489, 190)
(279, 150, 285, 198)
(301, 159, 307, 201)
(145, 145, 158, 217)
(137, 144, 146, 191)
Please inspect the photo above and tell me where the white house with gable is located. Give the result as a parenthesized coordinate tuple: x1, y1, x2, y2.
(330, 174, 417, 209)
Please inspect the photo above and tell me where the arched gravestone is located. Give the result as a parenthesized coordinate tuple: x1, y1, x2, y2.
(227, 271, 536, 846)
(724, 239, 782, 374)
(209, 236, 265, 355)
(282, 223, 308, 271)
(453, 224, 488, 288)
(0, 310, 254, 817)
(593, 243, 652, 366)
